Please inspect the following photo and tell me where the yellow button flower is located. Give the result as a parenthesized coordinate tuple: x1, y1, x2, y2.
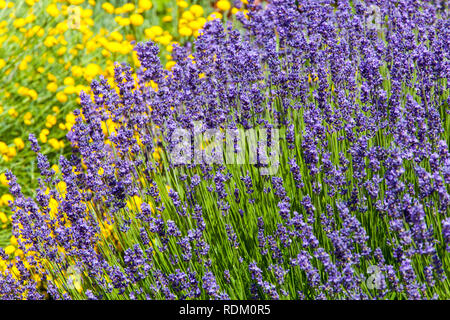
(217, 0, 231, 11)
(13, 138, 24, 150)
(47, 82, 58, 92)
(0, 173, 9, 186)
(4, 245, 15, 255)
(0, 212, 8, 223)
(182, 11, 195, 21)
(208, 12, 223, 21)
(0, 141, 8, 154)
(190, 4, 204, 17)
(166, 60, 176, 70)
(8, 108, 18, 118)
(7, 147, 16, 158)
(179, 26, 192, 37)
(102, 2, 114, 14)
(56, 92, 68, 103)
(13, 18, 26, 28)
(130, 14, 144, 26)
(145, 26, 163, 40)
(138, 0, 152, 11)
(64, 77, 75, 86)
(122, 3, 135, 12)
(46, 4, 60, 17)
(1, 194, 14, 207)
(118, 17, 131, 26)
(177, 1, 188, 9)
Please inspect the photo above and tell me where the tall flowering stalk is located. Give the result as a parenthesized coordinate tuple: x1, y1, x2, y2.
(1, 0, 450, 300)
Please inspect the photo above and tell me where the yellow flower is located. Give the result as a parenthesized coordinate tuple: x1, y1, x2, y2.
(157, 34, 172, 46)
(48, 138, 61, 150)
(57, 46, 67, 56)
(0, 142, 8, 154)
(69, 48, 78, 56)
(8, 108, 18, 118)
(71, 65, 84, 78)
(81, 8, 93, 18)
(48, 73, 57, 82)
(39, 133, 47, 143)
(106, 41, 121, 53)
(182, 11, 195, 21)
(4, 245, 15, 255)
(56, 92, 68, 103)
(7, 147, 16, 158)
(51, 164, 59, 174)
(101, 49, 110, 57)
(189, 20, 203, 31)
(119, 41, 133, 55)
(217, 0, 231, 11)
(37, 27, 45, 37)
(177, 1, 188, 9)
(0, 212, 8, 224)
(46, 114, 57, 128)
(84, 63, 101, 81)
(0, 173, 9, 186)
(47, 82, 58, 92)
(10, 235, 17, 246)
(166, 60, 176, 70)
(13, 18, 26, 28)
(190, 4, 204, 17)
(102, 2, 114, 14)
(46, 3, 60, 17)
(109, 31, 123, 42)
(144, 26, 163, 40)
(208, 12, 223, 21)
(179, 26, 192, 37)
(64, 77, 75, 86)
(130, 14, 144, 26)
(44, 36, 58, 47)
(162, 15, 173, 22)
(65, 112, 76, 131)
(14, 249, 24, 258)
(138, 0, 152, 11)
(25, 13, 36, 24)
(117, 17, 131, 26)
(0, 194, 14, 207)
(197, 17, 207, 26)
(57, 181, 67, 196)
(13, 138, 24, 150)
(19, 60, 28, 71)
(28, 89, 37, 100)
(0, 58, 5, 69)
(122, 3, 135, 12)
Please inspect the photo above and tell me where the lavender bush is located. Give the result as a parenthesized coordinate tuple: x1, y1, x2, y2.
(1, 0, 449, 300)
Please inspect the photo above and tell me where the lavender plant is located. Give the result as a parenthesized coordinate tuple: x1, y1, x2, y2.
(1, 0, 449, 300)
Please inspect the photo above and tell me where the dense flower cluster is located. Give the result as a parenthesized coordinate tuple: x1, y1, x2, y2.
(0, 0, 243, 256)
(1, 0, 449, 300)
